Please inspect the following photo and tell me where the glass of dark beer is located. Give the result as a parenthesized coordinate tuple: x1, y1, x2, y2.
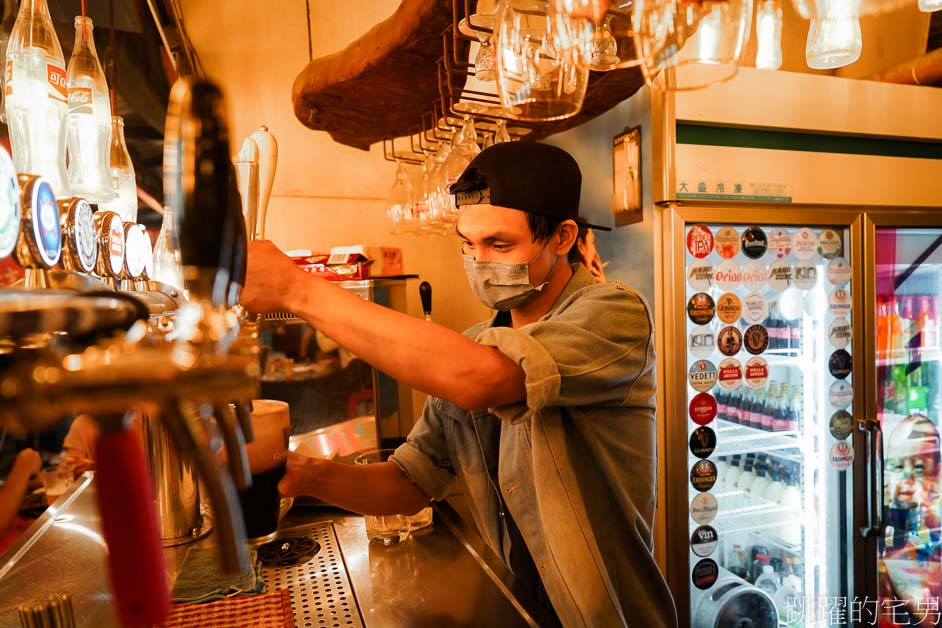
(238, 399, 290, 545)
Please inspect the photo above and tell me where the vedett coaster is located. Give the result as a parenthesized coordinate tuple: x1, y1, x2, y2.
(689, 392, 718, 426)
(829, 440, 854, 471)
(829, 288, 852, 317)
(688, 293, 716, 325)
(741, 226, 768, 259)
(688, 359, 718, 392)
(768, 260, 794, 291)
(688, 325, 716, 358)
(768, 229, 792, 258)
(717, 326, 743, 356)
(716, 293, 742, 324)
(718, 358, 743, 390)
(687, 225, 714, 259)
(829, 380, 853, 409)
(828, 349, 853, 380)
(692, 558, 719, 590)
(714, 226, 741, 259)
(690, 493, 718, 525)
(691, 525, 719, 558)
(689, 426, 717, 459)
(690, 459, 718, 493)
(817, 229, 842, 259)
(742, 260, 769, 292)
(744, 325, 769, 355)
(745, 356, 770, 388)
(829, 317, 852, 349)
(688, 261, 715, 291)
(793, 228, 818, 260)
(715, 260, 742, 291)
(829, 410, 853, 440)
(743, 292, 769, 323)
(827, 257, 851, 287)
(794, 261, 818, 290)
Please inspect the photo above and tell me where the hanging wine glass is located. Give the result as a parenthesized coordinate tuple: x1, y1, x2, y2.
(424, 141, 451, 232)
(755, 0, 784, 71)
(550, 0, 639, 71)
(792, 0, 861, 69)
(794, 0, 915, 17)
(493, 119, 512, 144)
(460, 12, 499, 82)
(386, 160, 415, 235)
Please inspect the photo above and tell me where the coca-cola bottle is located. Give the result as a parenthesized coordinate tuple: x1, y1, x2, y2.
(99, 116, 137, 221)
(66, 16, 112, 202)
(5, 0, 70, 196)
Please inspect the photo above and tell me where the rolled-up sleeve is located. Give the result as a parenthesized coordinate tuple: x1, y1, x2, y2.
(475, 284, 654, 421)
(390, 398, 457, 500)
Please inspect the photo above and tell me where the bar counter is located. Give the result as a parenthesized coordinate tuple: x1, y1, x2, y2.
(0, 474, 537, 627)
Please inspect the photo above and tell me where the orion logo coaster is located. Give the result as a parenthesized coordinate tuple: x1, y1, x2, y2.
(718, 358, 743, 390)
(689, 393, 717, 426)
(768, 260, 793, 291)
(714, 226, 740, 259)
(792, 228, 817, 260)
(716, 293, 742, 324)
(829, 288, 851, 317)
(741, 226, 768, 259)
(827, 257, 851, 287)
(690, 459, 718, 493)
(744, 325, 769, 355)
(688, 261, 715, 291)
(689, 426, 717, 459)
(817, 229, 842, 259)
(688, 325, 716, 358)
(743, 292, 769, 324)
(829, 380, 853, 409)
(715, 260, 742, 291)
(687, 225, 714, 259)
(830, 440, 854, 470)
(829, 318, 852, 349)
(690, 493, 718, 525)
(745, 357, 769, 388)
(688, 360, 718, 392)
(794, 261, 818, 290)
(692, 558, 719, 590)
(691, 525, 719, 558)
(829, 410, 853, 440)
(768, 229, 792, 258)
(828, 349, 852, 380)
(717, 326, 743, 357)
(688, 292, 716, 325)
(742, 260, 768, 292)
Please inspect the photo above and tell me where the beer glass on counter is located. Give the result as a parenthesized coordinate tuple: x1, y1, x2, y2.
(239, 399, 290, 545)
(355, 449, 412, 545)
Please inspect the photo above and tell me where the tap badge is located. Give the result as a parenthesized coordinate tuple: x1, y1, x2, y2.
(75, 201, 98, 271)
(33, 181, 60, 266)
(0, 155, 18, 258)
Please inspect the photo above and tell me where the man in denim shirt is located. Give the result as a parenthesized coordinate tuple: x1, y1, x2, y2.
(243, 142, 677, 627)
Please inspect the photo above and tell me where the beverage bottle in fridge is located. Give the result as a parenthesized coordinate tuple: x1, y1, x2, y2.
(66, 16, 112, 202)
(765, 464, 785, 502)
(750, 545, 771, 582)
(751, 460, 771, 496)
(754, 564, 779, 596)
(787, 386, 802, 432)
(736, 457, 757, 491)
(716, 388, 728, 422)
(779, 469, 803, 545)
(889, 296, 905, 359)
(728, 544, 749, 579)
(5, 0, 70, 196)
(760, 386, 774, 431)
(725, 456, 743, 488)
(789, 313, 802, 354)
(715, 456, 729, 484)
(767, 308, 781, 351)
(921, 295, 940, 417)
(98, 116, 137, 221)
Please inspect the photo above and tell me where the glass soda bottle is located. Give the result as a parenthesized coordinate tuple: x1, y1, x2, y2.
(5, 0, 70, 196)
(66, 16, 112, 202)
(99, 116, 137, 222)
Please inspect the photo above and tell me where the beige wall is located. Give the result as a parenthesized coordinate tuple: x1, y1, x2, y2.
(180, 1, 491, 426)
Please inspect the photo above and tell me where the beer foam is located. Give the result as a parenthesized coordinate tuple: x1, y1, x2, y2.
(246, 399, 290, 473)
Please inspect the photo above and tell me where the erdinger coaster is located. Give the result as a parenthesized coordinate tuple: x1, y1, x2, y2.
(688, 293, 716, 325)
(690, 459, 718, 492)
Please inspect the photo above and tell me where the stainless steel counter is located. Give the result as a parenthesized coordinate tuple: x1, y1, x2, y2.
(0, 474, 536, 627)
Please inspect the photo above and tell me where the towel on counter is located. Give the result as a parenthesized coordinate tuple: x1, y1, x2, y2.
(159, 589, 294, 628)
(169, 546, 265, 604)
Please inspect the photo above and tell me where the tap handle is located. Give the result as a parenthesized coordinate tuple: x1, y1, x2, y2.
(227, 167, 248, 309)
(419, 281, 432, 321)
(93, 411, 170, 627)
(214, 403, 252, 490)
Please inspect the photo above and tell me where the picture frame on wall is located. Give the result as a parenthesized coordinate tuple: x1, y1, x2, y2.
(612, 126, 643, 226)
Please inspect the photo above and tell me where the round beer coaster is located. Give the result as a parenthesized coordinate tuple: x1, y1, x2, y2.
(689, 325, 716, 358)
(687, 225, 714, 259)
(689, 392, 718, 426)
(716, 293, 742, 324)
(714, 226, 741, 259)
(741, 226, 768, 259)
(829, 410, 853, 440)
(829, 440, 854, 470)
(717, 326, 743, 356)
(742, 260, 769, 292)
(829, 288, 852, 317)
(715, 260, 742, 292)
(744, 325, 770, 355)
(690, 493, 718, 525)
(687, 261, 715, 292)
(793, 228, 818, 260)
(779, 286, 805, 321)
(829, 317, 852, 349)
(794, 261, 818, 290)
(743, 292, 769, 324)
(817, 229, 842, 259)
(688, 292, 716, 325)
(829, 380, 853, 409)
(691, 525, 719, 558)
(690, 459, 718, 493)
(689, 426, 717, 459)
(828, 349, 853, 380)
(692, 558, 719, 590)
(768, 229, 792, 258)
(688, 359, 718, 392)
(768, 260, 793, 291)
(827, 257, 851, 287)
(745, 356, 770, 388)
(718, 358, 743, 390)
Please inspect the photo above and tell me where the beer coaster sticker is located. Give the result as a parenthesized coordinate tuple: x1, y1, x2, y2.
(818, 229, 842, 259)
(718, 358, 743, 390)
(716, 293, 742, 324)
(717, 326, 743, 356)
(743, 292, 769, 323)
(769, 229, 792, 258)
(830, 440, 854, 470)
(741, 226, 768, 259)
(688, 325, 716, 358)
(742, 260, 769, 292)
(690, 459, 718, 493)
(829, 317, 852, 349)
(689, 426, 717, 459)
(714, 226, 741, 259)
(690, 492, 718, 525)
(715, 260, 742, 292)
(829, 380, 853, 409)
(745, 356, 770, 388)
(687, 261, 715, 292)
(688, 359, 718, 392)
(829, 288, 852, 317)
(768, 260, 793, 291)
(829, 410, 853, 440)
(828, 257, 851, 287)
(744, 325, 769, 355)
(689, 392, 718, 426)
(688, 292, 716, 325)
(687, 225, 714, 259)
(691, 525, 719, 558)
(794, 261, 818, 290)
(829, 349, 853, 380)
(692, 558, 719, 590)
(793, 228, 818, 260)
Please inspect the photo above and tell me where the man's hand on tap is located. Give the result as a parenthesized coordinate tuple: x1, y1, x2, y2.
(241, 240, 308, 314)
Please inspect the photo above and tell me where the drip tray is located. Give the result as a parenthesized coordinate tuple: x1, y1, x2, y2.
(260, 521, 364, 628)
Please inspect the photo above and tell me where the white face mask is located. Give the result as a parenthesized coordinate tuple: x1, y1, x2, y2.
(462, 238, 561, 311)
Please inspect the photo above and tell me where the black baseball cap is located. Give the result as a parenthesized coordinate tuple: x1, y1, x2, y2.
(449, 142, 612, 231)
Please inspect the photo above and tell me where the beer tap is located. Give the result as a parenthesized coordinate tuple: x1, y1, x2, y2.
(91, 209, 125, 291)
(13, 175, 62, 290)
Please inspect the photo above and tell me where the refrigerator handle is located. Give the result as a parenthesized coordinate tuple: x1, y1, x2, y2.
(858, 418, 874, 538)
(871, 420, 886, 535)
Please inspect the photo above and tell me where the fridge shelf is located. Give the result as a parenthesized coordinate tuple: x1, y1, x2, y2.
(713, 420, 802, 461)
(877, 349, 939, 367)
(714, 489, 800, 536)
